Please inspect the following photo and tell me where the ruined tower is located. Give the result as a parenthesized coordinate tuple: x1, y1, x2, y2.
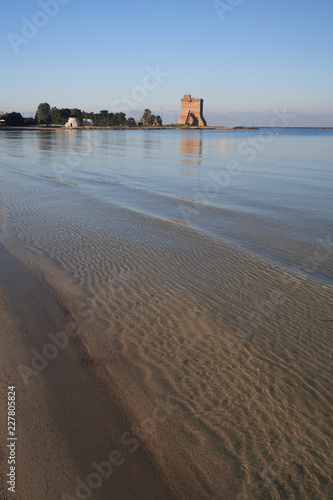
(178, 94, 207, 127)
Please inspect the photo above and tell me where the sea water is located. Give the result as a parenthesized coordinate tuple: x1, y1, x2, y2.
(0, 128, 332, 499)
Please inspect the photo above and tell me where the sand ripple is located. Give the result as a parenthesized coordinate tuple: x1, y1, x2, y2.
(0, 174, 332, 499)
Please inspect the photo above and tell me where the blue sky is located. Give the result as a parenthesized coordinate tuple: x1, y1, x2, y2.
(1, 0, 332, 125)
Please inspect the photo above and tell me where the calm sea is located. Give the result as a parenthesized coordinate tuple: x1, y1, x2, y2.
(0, 128, 332, 499)
(0, 128, 332, 284)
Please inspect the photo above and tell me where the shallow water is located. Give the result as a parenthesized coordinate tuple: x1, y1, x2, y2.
(1, 128, 332, 284)
(0, 129, 332, 499)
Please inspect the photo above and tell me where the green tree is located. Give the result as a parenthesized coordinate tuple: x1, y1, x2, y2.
(36, 102, 51, 125)
(141, 109, 161, 126)
(114, 112, 126, 126)
(2, 112, 24, 126)
(99, 110, 109, 127)
(142, 109, 152, 123)
(147, 113, 156, 125)
(70, 108, 83, 123)
(60, 108, 71, 123)
(51, 107, 61, 125)
(24, 117, 36, 126)
(127, 117, 136, 127)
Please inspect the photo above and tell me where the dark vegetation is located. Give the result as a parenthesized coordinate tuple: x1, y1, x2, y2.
(1, 103, 162, 128)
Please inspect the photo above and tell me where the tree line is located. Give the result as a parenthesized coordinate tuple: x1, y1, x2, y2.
(1, 103, 163, 127)
(0, 112, 35, 127)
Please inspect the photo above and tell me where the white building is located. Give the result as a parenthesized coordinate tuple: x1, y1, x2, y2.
(83, 118, 94, 127)
(65, 117, 81, 128)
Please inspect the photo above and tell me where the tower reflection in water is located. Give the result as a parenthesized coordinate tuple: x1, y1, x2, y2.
(180, 132, 203, 177)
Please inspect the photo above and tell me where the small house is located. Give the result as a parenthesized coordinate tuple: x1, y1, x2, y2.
(65, 117, 81, 128)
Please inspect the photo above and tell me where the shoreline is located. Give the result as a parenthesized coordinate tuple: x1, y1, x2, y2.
(0, 125, 259, 131)
(0, 126, 332, 132)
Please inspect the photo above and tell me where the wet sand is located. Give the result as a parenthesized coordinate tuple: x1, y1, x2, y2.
(1, 227, 332, 499)
(0, 244, 179, 500)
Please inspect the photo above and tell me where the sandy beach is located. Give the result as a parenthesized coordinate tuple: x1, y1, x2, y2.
(0, 244, 180, 500)
(1, 233, 332, 499)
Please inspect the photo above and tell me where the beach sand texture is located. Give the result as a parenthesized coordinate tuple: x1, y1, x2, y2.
(0, 205, 332, 499)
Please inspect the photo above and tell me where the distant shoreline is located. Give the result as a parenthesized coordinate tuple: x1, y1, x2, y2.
(0, 125, 258, 131)
(0, 126, 332, 132)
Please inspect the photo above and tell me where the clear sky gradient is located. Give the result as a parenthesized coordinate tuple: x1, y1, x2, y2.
(1, 0, 332, 125)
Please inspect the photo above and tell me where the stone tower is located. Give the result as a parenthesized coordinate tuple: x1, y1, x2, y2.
(178, 94, 207, 127)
